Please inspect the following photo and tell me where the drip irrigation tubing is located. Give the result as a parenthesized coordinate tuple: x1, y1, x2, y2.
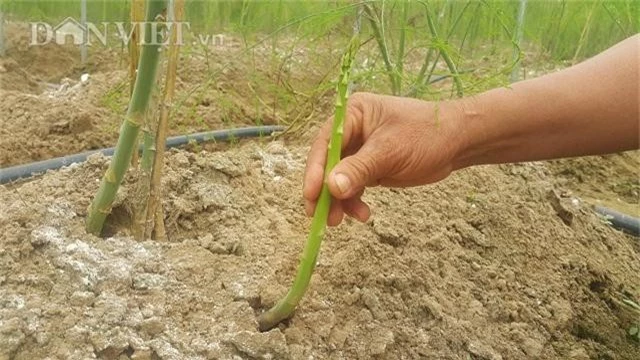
(594, 205, 640, 237)
(2, 124, 638, 239)
(0, 125, 284, 185)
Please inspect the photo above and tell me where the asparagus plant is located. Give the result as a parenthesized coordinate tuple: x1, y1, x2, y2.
(129, 0, 145, 96)
(144, 0, 184, 240)
(86, 0, 166, 235)
(128, 0, 145, 168)
(131, 0, 161, 240)
(258, 36, 359, 332)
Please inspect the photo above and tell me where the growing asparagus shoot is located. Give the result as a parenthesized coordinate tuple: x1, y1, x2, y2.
(257, 36, 359, 332)
(85, 0, 166, 235)
(129, 0, 145, 96)
(128, 0, 145, 169)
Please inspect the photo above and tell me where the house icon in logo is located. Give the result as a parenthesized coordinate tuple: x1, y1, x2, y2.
(54, 17, 86, 45)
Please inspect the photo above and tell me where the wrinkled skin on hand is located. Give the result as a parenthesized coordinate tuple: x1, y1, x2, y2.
(303, 92, 464, 226)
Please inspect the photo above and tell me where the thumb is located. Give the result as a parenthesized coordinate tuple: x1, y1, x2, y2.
(327, 147, 385, 199)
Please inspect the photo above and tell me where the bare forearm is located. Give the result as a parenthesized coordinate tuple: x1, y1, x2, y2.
(453, 35, 639, 169)
(304, 36, 638, 223)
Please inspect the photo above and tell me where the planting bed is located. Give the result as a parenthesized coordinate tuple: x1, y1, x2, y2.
(1, 21, 639, 360)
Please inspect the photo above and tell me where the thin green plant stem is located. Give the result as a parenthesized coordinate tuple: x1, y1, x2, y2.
(139, 37, 166, 171)
(257, 36, 359, 332)
(140, 123, 157, 172)
(447, 1, 480, 48)
(407, 47, 434, 97)
(410, 1, 470, 98)
(395, 0, 409, 94)
(175, 1, 370, 111)
(446, 1, 472, 39)
(363, 3, 398, 94)
(572, 0, 598, 62)
(421, 1, 463, 97)
(547, 0, 566, 58)
(424, 52, 440, 83)
(510, 0, 527, 83)
(480, 0, 521, 69)
(437, 0, 450, 22)
(131, 116, 156, 240)
(463, 2, 483, 56)
(128, 0, 145, 168)
(129, 7, 168, 240)
(129, 0, 145, 96)
(86, 0, 166, 235)
(145, 0, 183, 241)
(462, 4, 521, 93)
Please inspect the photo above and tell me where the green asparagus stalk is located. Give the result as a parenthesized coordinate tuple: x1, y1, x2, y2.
(86, 0, 166, 235)
(129, 0, 145, 96)
(258, 36, 359, 332)
(129, 0, 145, 168)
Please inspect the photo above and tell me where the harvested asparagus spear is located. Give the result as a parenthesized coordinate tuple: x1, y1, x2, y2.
(258, 36, 359, 332)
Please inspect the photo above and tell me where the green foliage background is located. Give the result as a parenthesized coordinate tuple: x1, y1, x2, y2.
(2, 0, 637, 60)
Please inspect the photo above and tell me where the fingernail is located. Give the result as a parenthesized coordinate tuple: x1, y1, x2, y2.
(334, 173, 351, 194)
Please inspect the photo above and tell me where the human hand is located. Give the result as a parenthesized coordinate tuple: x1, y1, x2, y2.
(303, 92, 465, 226)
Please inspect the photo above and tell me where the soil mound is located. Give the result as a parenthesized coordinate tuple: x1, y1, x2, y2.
(1, 142, 637, 359)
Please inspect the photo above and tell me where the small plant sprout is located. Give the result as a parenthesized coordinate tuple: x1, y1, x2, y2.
(257, 36, 360, 332)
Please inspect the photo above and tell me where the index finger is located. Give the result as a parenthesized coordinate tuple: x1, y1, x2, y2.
(303, 118, 333, 203)
(303, 108, 361, 204)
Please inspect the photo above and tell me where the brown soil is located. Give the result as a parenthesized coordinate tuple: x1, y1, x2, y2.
(1, 143, 638, 360)
(0, 22, 122, 94)
(1, 19, 639, 360)
(0, 21, 337, 168)
(548, 153, 640, 217)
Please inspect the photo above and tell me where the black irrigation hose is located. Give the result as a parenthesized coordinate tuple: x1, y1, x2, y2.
(594, 205, 640, 237)
(0, 125, 284, 185)
(5, 123, 639, 239)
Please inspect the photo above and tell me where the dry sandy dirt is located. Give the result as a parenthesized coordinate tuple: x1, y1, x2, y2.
(1, 21, 639, 360)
